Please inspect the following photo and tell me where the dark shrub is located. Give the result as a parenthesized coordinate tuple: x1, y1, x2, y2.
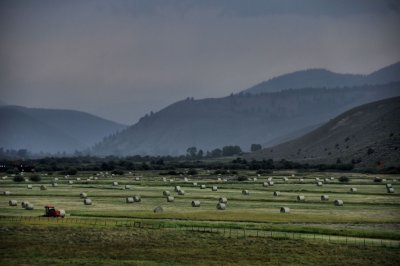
(13, 175, 24, 182)
(237, 176, 249, 181)
(339, 176, 350, 182)
(187, 169, 198, 175)
(30, 175, 41, 182)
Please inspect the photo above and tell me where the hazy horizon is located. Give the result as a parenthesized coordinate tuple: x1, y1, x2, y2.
(1, 0, 400, 124)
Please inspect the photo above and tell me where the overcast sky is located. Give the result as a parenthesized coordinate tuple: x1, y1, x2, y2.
(1, 0, 400, 124)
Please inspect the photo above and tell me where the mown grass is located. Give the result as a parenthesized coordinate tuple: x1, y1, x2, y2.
(0, 221, 399, 266)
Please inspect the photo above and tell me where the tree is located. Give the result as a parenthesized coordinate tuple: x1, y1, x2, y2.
(210, 148, 222, 157)
(186, 147, 197, 158)
(197, 149, 204, 158)
(250, 144, 262, 152)
(222, 145, 242, 156)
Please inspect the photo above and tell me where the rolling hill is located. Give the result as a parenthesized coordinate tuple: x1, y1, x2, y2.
(244, 61, 400, 94)
(93, 82, 400, 156)
(0, 106, 126, 153)
(247, 97, 400, 168)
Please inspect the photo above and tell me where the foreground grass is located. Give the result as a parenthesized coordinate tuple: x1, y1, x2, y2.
(0, 221, 399, 266)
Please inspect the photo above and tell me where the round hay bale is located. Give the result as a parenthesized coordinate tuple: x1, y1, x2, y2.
(217, 177, 222, 181)
(299, 178, 304, 182)
(386, 184, 392, 188)
(283, 177, 288, 182)
(3, 191, 11, 195)
(135, 177, 140, 181)
(154, 206, 164, 213)
(268, 181, 274, 186)
(253, 177, 257, 181)
(191, 200, 201, 207)
(21, 201, 29, 208)
(9, 200, 17, 206)
(162, 177, 167, 182)
(212, 186, 218, 191)
(324, 178, 329, 183)
(317, 181, 323, 186)
(80, 192, 87, 198)
(167, 196, 174, 202)
(217, 202, 226, 210)
(263, 182, 269, 187)
(200, 184, 206, 189)
(68, 180, 74, 184)
(126, 197, 134, 203)
(25, 203, 34, 210)
(321, 195, 329, 201)
(297, 195, 305, 201)
(113, 181, 118, 186)
(125, 185, 131, 189)
(184, 177, 189, 182)
(315, 177, 320, 181)
(273, 191, 280, 196)
(40, 185, 47, 190)
(219, 197, 228, 204)
(163, 190, 171, 196)
(76, 177, 81, 181)
(350, 187, 357, 192)
(59, 209, 66, 217)
(174, 186, 181, 192)
(387, 187, 395, 193)
(280, 207, 290, 213)
(133, 195, 141, 202)
(178, 190, 185, 195)
(330, 177, 334, 180)
(54, 178, 59, 181)
(242, 190, 249, 195)
(52, 182, 58, 187)
(27, 185, 33, 189)
(193, 182, 198, 186)
(334, 199, 343, 206)
(267, 177, 273, 181)
(84, 198, 92, 205)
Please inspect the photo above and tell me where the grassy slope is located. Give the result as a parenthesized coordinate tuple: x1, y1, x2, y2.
(0, 221, 399, 266)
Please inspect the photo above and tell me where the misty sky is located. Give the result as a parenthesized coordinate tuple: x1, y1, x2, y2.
(1, 0, 400, 124)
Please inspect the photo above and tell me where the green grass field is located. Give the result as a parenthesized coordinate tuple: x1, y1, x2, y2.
(1, 170, 399, 265)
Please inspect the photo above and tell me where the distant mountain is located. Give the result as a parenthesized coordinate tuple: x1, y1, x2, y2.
(93, 82, 400, 156)
(247, 97, 400, 168)
(0, 106, 126, 153)
(244, 61, 400, 94)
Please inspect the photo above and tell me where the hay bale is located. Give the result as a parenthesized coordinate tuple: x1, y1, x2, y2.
(217, 202, 226, 210)
(193, 182, 198, 186)
(178, 190, 185, 195)
(126, 197, 134, 203)
(268, 181, 274, 186)
(21, 201, 29, 208)
(133, 195, 141, 202)
(317, 181, 323, 186)
(263, 182, 269, 187)
(321, 195, 329, 201)
(280, 207, 290, 213)
(9, 200, 17, 206)
(135, 177, 140, 181)
(76, 177, 81, 181)
(162, 177, 167, 182)
(167, 196, 174, 202)
(25, 203, 34, 210)
(125, 185, 131, 189)
(113, 181, 118, 186)
(200, 184, 206, 189)
(330, 177, 334, 180)
(267, 177, 273, 181)
(334, 199, 343, 206)
(154, 206, 164, 213)
(174, 186, 181, 192)
(283, 177, 288, 182)
(297, 195, 305, 201)
(212, 186, 218, 191)
(315, 177, 320, 181)
(191, 200, 201, 207)
(242, 190, 249, 195)
(350, 187, 357, 192)
(386, 184, 392, 188)
(163, 191, 171, 196)
(84, 198, 92, 205)
(3, 191, 11, 195)
(54, 178, 59, 181)
(68, 180, 74, 184)
(219, 197, 228, 204)
(184, 177, 189, 182)
(80, 192, 88, 198)
(253, 177, 257, 181)
(27, 185, 32, 189)
(52, 182, 58, 187)
(273, 191, 280, 196)
(387, 187, 395, 193)
(40, 185, 47, 190)
(299, 178, 304, 182)
(217, 177, 222, 181)
(59, 209, 66, 217)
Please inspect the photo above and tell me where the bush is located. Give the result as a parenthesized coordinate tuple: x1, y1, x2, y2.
(111, 170, 124, 175)
(187, 169, 198, 175)
(237, 176, 249, 181)
(339, 176, 350, 182)
(13, 175, 24, 182)
(30, 175, 41, 182)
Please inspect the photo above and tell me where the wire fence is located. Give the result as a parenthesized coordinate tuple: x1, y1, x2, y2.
(0, 215, 399, 248)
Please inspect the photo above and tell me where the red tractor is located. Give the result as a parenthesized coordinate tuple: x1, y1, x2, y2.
(43, 204, 65, 218)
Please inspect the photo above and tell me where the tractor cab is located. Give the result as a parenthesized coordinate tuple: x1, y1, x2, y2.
(44, 204, 65, 218)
